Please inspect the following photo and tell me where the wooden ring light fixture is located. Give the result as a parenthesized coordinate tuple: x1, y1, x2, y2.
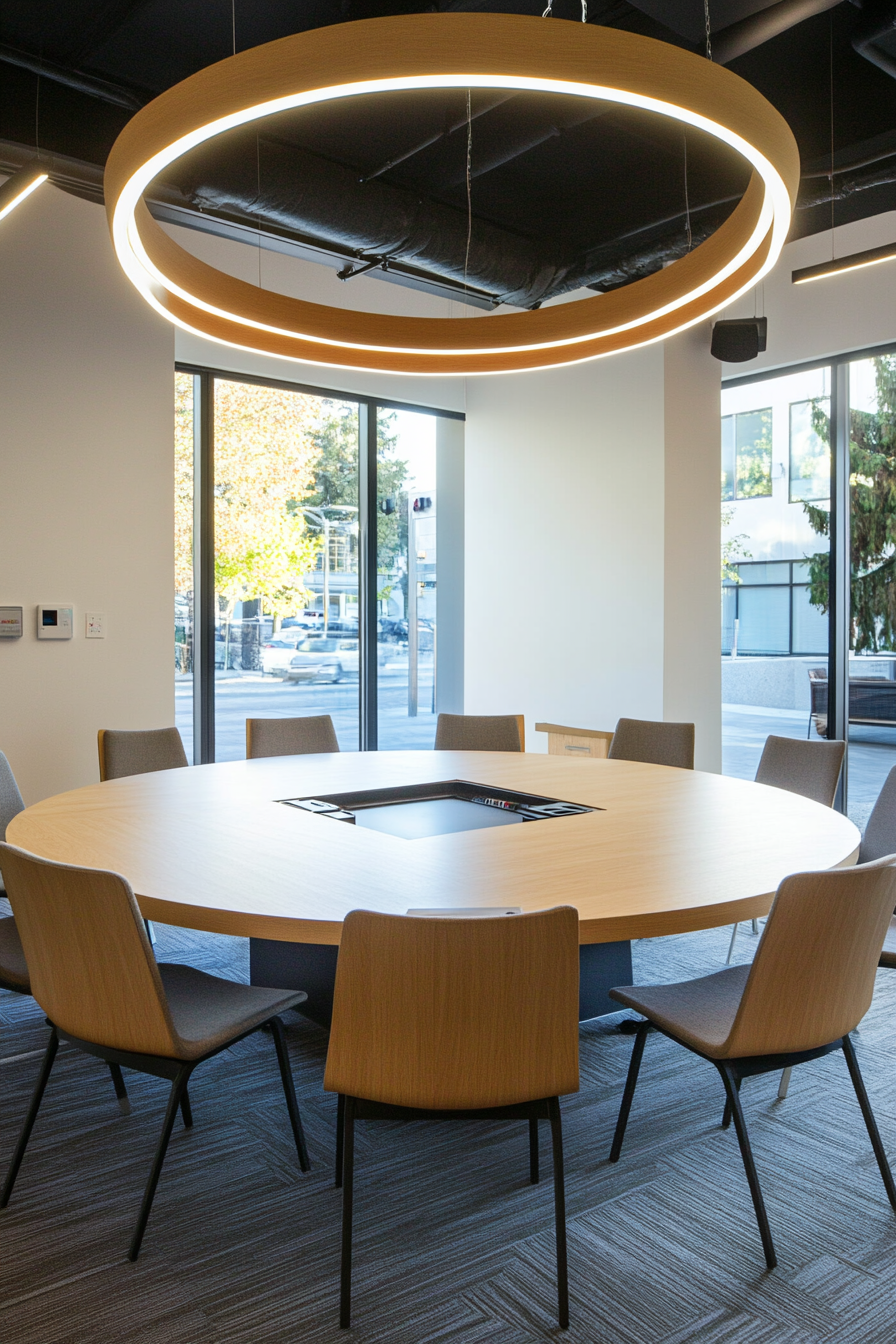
(105, 13, 800, 376)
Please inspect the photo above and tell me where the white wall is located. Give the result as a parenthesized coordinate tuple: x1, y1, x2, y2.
(463, 330, 722, 770)
(720, 210, 896, 377)
(0, 184, 174, 804)
(663, 324, 723, 770)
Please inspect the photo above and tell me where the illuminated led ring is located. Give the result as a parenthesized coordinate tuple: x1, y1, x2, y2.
(106, 14, 799, 376)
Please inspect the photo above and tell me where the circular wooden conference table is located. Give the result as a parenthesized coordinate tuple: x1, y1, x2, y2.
(8, 750, 860, 1023)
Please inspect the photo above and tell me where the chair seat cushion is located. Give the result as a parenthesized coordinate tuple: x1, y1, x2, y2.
(880, 949, 896, 970)
(0, 914, 30, 992)
(610, 963, 751, 1058)
(158, 963, 307, 1059)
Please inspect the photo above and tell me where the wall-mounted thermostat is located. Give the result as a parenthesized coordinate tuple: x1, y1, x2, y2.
(37, 605, 74, 639)
(0, 607, 23, 639)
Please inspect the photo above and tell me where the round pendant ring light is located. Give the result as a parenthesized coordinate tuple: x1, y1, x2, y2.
(106, 13, 799, 376)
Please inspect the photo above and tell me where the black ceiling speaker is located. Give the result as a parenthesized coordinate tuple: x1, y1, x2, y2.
(711, 317, 768, 362)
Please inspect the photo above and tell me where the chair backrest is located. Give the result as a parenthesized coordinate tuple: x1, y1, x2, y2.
(754, 734, 844, 806)
(608, 718, 694, 769)
(0, 751, 24, 840)
(324, 907, 579, 1109)
(246, 715, 339, 759)
(434, 713, 524, 752)
(98, 727, 188, 782)
(721, 856, 896, 1058)
(859, 765, 896, 862)
(0, 842, 185, 1057)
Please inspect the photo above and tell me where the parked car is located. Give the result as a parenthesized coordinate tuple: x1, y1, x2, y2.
(261, 635, 305, 675)
(285, 638, 359, 683)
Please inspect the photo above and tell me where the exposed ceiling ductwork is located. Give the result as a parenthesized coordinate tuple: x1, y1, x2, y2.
(4, 2, 896, 307)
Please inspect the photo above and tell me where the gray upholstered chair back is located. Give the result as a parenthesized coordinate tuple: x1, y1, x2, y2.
(98, 728, 188, 781)
(754, 734, 844, 806)
(0, 751, 24, 841)
(608, 719, 694, 770)
(246, 715, 339, 758)
(434, 714, 524, 752)
(859, 765, 896, 862)
(723, 857, 896, 1058)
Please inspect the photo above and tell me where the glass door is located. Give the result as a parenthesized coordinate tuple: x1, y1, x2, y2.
(721, 367, 832, 781)
(212, 378, 360, 759)
(174, 371, 195, 762)
(846, 354, 896, 828)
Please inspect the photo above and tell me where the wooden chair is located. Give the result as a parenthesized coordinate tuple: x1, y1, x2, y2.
(324, 906, 580, 1329)
(97, 727, 188, 781)
(841, 762, 896, 967)
(433, 713, 525, 751)
(607, 718, 694, 770)
(0, 842, 310, 1260)
(246, 714, 339, 758)
(608, 857, 896, 1271)
(0, 753, 131, 1112)
(728, 734, 847, 964)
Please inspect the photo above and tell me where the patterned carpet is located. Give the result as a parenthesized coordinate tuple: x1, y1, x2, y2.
(0, 909, 893, 1344)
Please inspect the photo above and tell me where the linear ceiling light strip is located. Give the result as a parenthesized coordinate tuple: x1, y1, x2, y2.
(106, 14, 799, 376)
(792, 242, 896, 285)
(0, 161, 49, 223)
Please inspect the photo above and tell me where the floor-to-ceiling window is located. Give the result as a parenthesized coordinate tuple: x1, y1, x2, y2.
(721, 367, 831, 782)
(174, 371, 196, 763)
(845, 354, 896, 827)
(174, 368, 463, 761)
(722, 345, 896, 826)
(377, 408, 439, 750)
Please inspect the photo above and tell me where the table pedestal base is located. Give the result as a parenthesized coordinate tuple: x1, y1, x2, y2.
(249, 937, 633, 1028)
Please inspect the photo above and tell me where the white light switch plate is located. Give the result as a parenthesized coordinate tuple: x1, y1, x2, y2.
(85, 612, 105, 639)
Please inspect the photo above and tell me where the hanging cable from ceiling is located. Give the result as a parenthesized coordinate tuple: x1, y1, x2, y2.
(542, 2, 553, 17)
(582, 2, 588, 22)
(463, 89, 473, 305)
(684, 135, 692, 251)
(704, 0, 712, 61)
(829, 10, 835, 260)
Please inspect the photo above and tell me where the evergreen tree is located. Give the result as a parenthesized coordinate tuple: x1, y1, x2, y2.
(804, 355, 896, 652)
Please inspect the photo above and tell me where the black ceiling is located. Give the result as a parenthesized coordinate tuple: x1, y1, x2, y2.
(3, 1, 896, 308)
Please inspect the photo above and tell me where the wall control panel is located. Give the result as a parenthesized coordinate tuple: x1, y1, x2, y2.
(85, 612, 105, 639)
(37, 605, 74, 639)
(0, 607, 23, 639)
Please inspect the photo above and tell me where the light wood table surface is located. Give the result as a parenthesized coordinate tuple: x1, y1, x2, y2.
(8, 751, 860, 946)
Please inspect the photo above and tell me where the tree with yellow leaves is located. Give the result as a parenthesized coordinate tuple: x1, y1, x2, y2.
(175, 374, 340, 665)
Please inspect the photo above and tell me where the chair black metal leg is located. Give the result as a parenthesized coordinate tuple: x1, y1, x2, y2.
(841, 1035, 896, 1213)
(335, 1092, 345, 1188)
(549, 1097, 569, 1330)
(529, 1118, 539, 1185)
(269, 1016, 310, 1172)
(609, 1019, 649, 1162)
(721, 1076, 740, 1130)
(340, 1097, 356, 1329)
(108, 1063, 131, 1116)
(128, 1066, 192, 1261)
(180, 1086, 193, 1129)
(719, 1065, 777, 1270)
(1, 1027, 59, 1208)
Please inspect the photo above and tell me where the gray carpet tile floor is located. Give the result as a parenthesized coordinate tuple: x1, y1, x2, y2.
(0, 908, 893, 1344)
